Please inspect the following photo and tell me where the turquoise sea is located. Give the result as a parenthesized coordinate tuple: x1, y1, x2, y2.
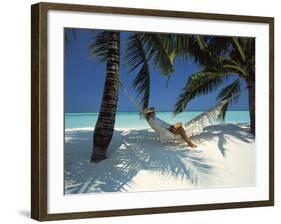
(65, 111, 250, 130)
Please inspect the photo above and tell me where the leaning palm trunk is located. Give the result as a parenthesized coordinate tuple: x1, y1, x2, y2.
(91, 32, 120, 162)
(247, 76, 255, 135)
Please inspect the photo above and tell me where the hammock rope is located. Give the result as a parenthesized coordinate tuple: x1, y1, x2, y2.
(119, 80, 144, 114)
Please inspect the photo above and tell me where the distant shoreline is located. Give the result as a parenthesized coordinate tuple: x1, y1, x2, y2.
(65, 111, 250, 129)
(65, 110, 249, 115)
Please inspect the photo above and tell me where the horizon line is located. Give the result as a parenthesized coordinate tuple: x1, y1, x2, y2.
(65, 109, 249, 114)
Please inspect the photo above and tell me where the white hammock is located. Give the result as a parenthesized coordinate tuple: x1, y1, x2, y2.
(119, 80, 236, 142)
(146, 99, 231, 143)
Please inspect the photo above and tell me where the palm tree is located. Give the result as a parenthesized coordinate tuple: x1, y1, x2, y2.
(90, 31, 175, 162)
(173, 36, 255, 135)
(90, 31, 120, 162)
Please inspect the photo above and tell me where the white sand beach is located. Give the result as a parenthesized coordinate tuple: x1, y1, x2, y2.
(64, 123, 255, 194)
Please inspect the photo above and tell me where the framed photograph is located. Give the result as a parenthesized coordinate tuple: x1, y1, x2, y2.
(31, 2, 274, 221)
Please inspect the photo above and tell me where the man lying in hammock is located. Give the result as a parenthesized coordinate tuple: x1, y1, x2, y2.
(143, 107, 197, 148)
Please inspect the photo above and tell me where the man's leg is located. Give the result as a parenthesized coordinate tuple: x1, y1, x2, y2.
(172, 126, 197, 148)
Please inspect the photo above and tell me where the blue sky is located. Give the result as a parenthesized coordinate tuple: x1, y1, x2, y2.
(64, 28, 249, 113)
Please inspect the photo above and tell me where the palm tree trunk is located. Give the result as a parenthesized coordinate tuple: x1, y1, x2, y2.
(90, 32, 120, 162)
(247, 77, 255, 136)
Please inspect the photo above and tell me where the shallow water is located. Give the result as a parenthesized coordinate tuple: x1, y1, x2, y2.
(65, 111, 250, 130)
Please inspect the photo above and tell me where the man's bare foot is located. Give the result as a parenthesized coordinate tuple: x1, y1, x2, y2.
(188, 142, 197, 148)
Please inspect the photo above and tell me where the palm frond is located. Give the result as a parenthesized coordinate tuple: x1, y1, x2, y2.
(141, 33, 175, 75)
(174, 71, 230, 114)
(170, 35, 232, 69)
(64, 28, 77, 45)
(64, 28, 78, 55)
(187, 35, 211, 66)
(89, 31, 114, 62)
(207, 36, 232, 56)
(165, 34, 190, 61)
(232, 37, 246, 62)
(125, 34, 147, 72)
(216, 78, 241, 119)
(196, 36, 208, 50)
(124, 34, 150, 109)
(131, 63, 150, 109)
(220, 58, 242, 68)
(221, 64, 248, 76)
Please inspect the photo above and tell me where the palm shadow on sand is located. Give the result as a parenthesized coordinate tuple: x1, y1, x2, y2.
(64, 123, 254, 194)
(192, 123, 254, 156)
